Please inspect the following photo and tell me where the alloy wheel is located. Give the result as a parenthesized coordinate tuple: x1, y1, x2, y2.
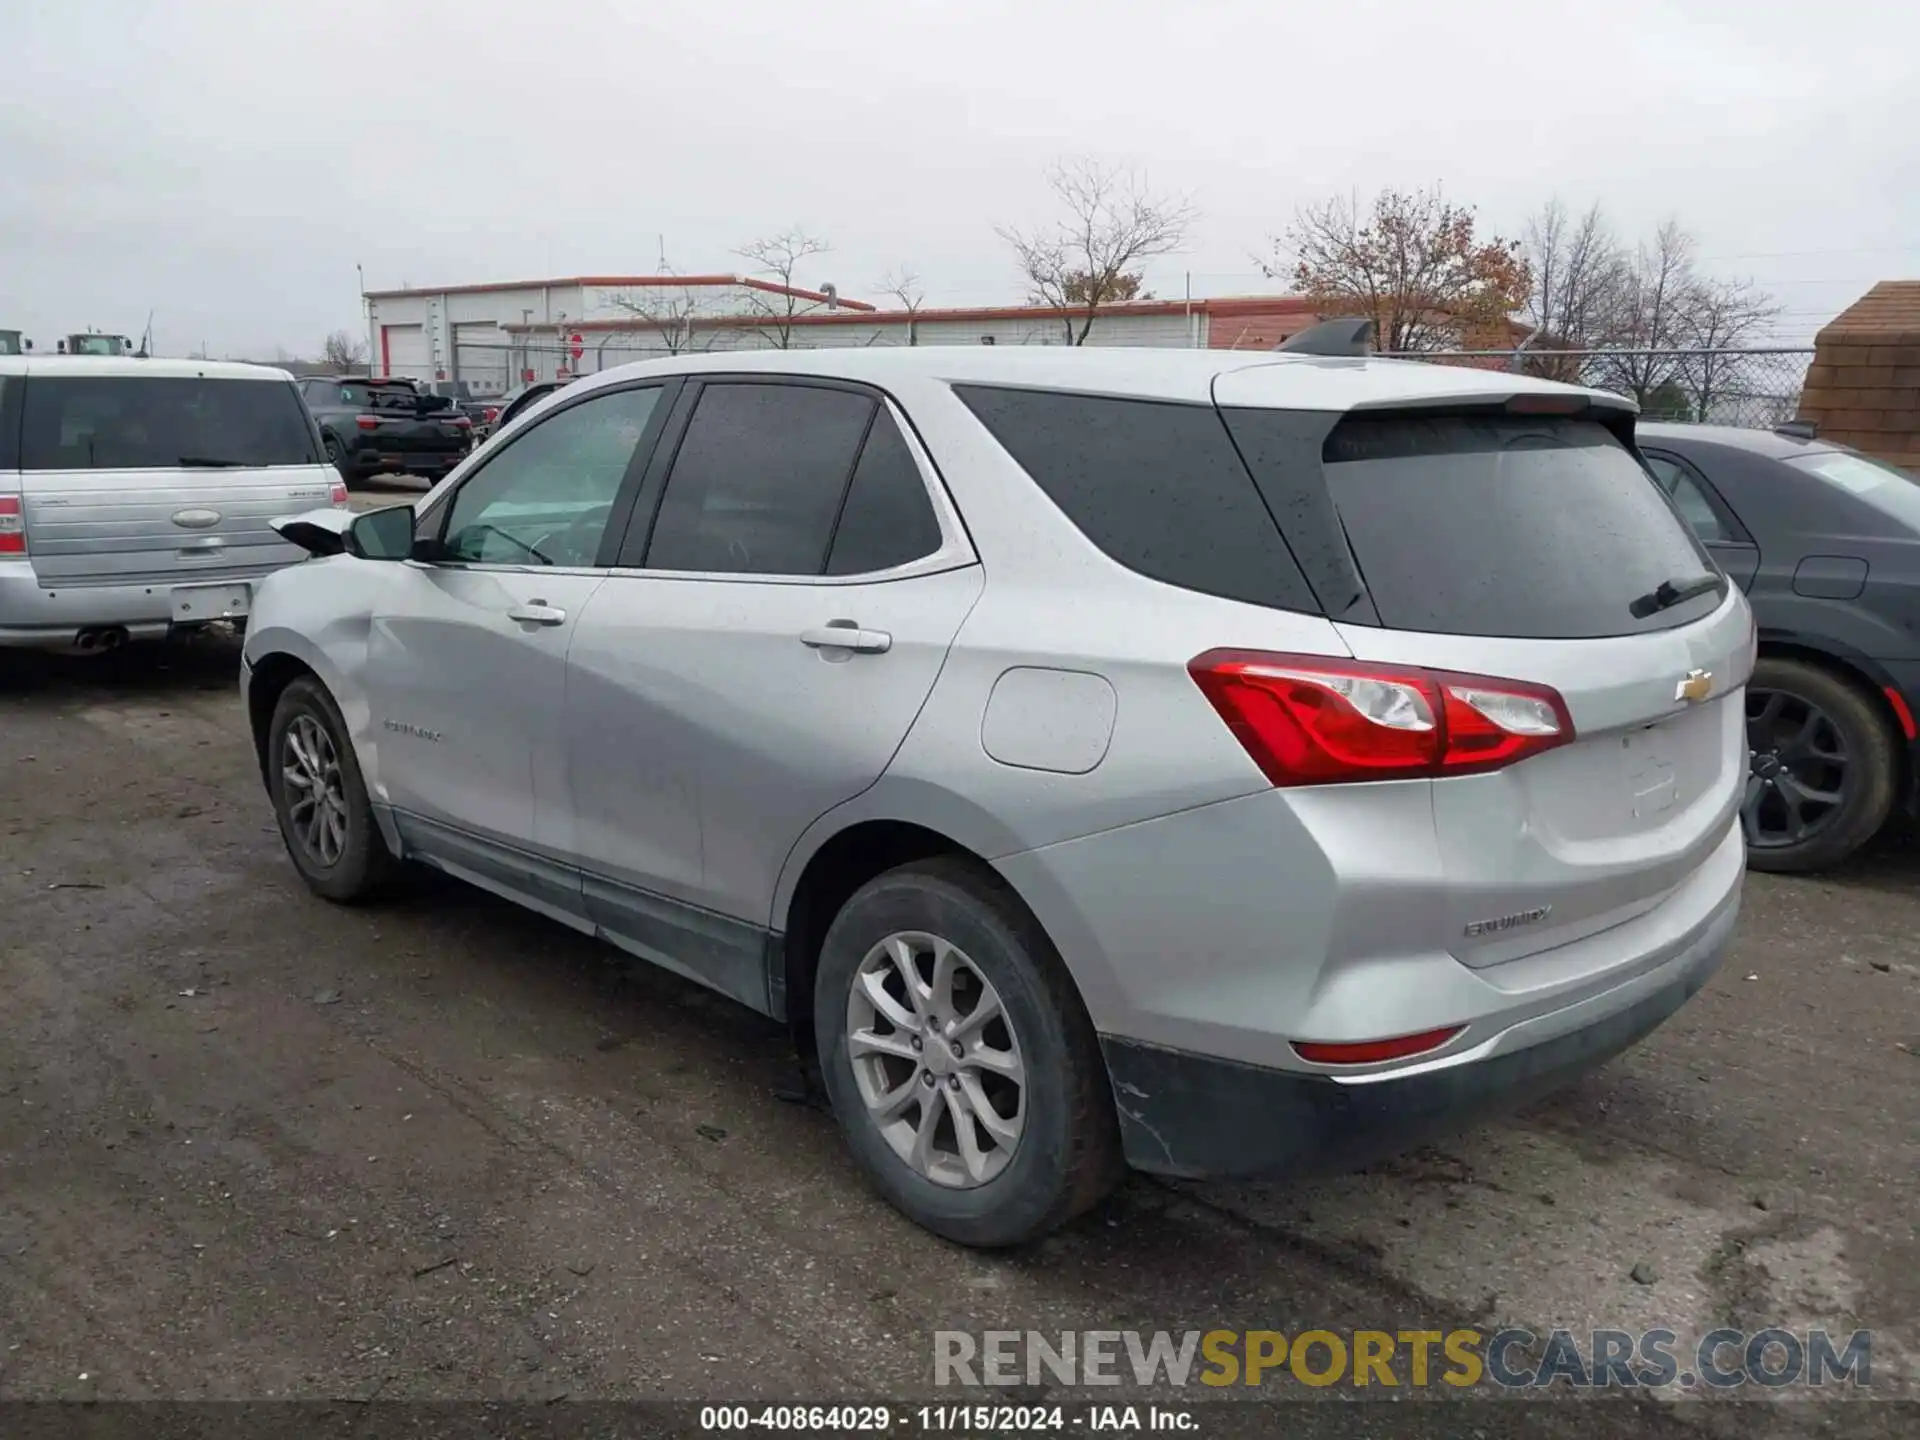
(845, 931, 1026, 1189)
(1742, 687, 1848, 849)
(282, 712, 349, 867)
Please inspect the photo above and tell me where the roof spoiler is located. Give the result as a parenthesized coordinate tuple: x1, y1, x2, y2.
(1774, 420, 1818, 440)
(1277, 319, 1375, 357)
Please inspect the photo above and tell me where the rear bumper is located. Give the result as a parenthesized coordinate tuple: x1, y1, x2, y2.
(0, 563, 275, 649)
(342, 436, 467, 475)
(1103, 883, 1736, 1179)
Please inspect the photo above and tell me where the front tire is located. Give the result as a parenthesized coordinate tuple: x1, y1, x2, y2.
(266, 677, 399, 902)
(1741, 656, 1897, 873)
(814, 858, 1122, 1247)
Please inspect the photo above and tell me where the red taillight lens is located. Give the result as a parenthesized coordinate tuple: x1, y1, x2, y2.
(329, 482, 349, 506)
(0, 495, 24, 556)
(483, 407, 499, 424)
(355, 414, 379, 431)
(1189, 650, 1573, 785)
(1291, 1025, 1464, 1066)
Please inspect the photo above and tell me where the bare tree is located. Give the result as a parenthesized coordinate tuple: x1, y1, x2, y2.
(1678, 274, 1783, 421)
(877, 266, 927, 346)
(1588, 220, 1702, 407)
(998, 158, 1194, 345)
(607, 279, 715, 355)
(734, 228, 833, 349)
(1522, 199, 1628, 377)
(320, 329, 368, 374)
(1270, 186, 1530, 353)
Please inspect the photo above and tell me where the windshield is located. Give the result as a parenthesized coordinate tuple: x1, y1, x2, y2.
(1786, 450, 1920, 530)
(70, 336, 124, 356)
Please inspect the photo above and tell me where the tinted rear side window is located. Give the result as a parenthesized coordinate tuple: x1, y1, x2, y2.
(954, 385, 1317, 613)
(21, 376, 321, 470)
(1324, 414, 1721, 638)
(645, 382, 875, 575)
(826, 408, 944, 575)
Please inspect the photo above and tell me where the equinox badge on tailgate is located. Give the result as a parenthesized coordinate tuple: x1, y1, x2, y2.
(1465, 905, 1553, 937)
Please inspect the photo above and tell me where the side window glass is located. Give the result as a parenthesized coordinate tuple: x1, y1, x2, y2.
(644, 383, 874, 575)
(1646, 455, 1731, 543)
(441, 386, 659, 567)
(825, 408, 945, 575)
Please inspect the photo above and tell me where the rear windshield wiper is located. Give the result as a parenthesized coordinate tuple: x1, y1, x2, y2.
(1629, 573, 1721, 618)
(176, 456, 249, 468)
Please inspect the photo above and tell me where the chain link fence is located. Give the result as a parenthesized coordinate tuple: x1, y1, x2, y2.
(1382, 348, 1815, 430)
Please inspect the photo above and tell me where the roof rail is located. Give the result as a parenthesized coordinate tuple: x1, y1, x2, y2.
(1774, 420, 1818, 440)
(1277, 318, 1375, 357)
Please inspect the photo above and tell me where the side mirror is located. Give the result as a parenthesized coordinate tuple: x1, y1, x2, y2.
(346, 504, 418, 561)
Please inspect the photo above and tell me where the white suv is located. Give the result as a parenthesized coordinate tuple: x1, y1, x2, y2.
(0, 356, 346, 652)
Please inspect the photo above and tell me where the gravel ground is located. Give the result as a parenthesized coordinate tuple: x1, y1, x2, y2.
(1, 632, 1915, 1438)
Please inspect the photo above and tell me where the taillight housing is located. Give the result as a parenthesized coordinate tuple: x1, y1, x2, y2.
(482, 407, 499, 425)
(0, 496, 24, 556)
(355, 414, 379, 431)
(1189, 650, 1574, 785)
(448, 414, 471, 428)
(329, 482, 349, 506)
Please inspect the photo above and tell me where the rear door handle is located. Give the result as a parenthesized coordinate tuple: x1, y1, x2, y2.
(800, 623, 891, 654)
(507, 601, 567, 627)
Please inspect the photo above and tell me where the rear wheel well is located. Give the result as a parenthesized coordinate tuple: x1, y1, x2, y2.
(247, 652, 319, 779)
(779, 821, 991, 1055)
(1759, 641, 1906, 743)
(1757, 639, 1913, 792)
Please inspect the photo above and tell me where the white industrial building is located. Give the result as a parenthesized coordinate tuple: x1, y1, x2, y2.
(362, 273, 1516, 392)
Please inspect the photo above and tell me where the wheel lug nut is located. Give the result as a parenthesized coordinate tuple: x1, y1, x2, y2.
(950, 1042, 963, 1059)
(910, 1036, 922, 1051)
(921, 1071, 935, 1087)
(947, 1075, 961, 1089)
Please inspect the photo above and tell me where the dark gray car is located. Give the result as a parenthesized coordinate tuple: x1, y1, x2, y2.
(300, 376, 472, 484)
(1637, 422, 1920, 871)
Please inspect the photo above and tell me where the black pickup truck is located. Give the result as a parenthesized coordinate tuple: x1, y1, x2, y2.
(300, 376, 473, 483)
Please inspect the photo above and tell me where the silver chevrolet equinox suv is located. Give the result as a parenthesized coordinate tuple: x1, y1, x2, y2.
(241, 337, 1751, 1246)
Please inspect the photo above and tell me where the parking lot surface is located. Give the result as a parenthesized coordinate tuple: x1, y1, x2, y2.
(2, 633, 1915, 1437)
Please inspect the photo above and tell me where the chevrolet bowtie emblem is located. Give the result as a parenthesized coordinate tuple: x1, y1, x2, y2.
(1675, 669, 1713, 704)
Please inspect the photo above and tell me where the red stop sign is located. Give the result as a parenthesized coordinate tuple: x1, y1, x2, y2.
(569, 333, 584, 361)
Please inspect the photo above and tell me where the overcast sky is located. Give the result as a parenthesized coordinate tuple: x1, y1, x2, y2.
(3, 0, 1914, 357)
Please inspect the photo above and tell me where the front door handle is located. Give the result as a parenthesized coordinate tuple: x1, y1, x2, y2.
(507, 601, 567, 627)
(800, 622, 891, 654)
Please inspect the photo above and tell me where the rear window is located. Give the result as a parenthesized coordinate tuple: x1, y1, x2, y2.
(1786, 450, 1920, 530)
(21, 376, 321, 471)
(1321, 414, 1722, 639)
(954, 385, 1317, 613)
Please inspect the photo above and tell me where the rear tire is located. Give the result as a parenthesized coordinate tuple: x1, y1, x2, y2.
(266, 677, 400, 902)
(1742, 656, 1896, 874)
(323, 434, 355, 482)
(813, 857, 1123, 1247)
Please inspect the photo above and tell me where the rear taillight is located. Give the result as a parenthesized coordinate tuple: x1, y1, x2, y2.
(1189, 650, 1574, 785)
(483, 407, 499, 424)
(329, 482, 349, 506)
(448, 414, 471, 428)
(356, 415, 379, 431)
(0, 496, 24, 556)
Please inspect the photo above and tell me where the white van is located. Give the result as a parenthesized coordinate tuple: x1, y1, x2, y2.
(0, 356, 348, 651)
